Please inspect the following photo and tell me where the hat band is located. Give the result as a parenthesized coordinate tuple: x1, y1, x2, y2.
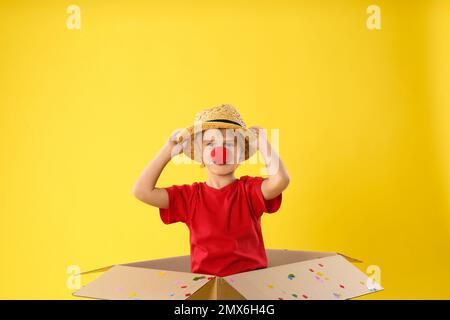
(205, 119, 242, 127)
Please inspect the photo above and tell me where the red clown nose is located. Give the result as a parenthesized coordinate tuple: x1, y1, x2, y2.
(211, 146, 229, 165)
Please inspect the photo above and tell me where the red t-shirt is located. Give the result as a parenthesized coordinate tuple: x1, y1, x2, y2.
(159, 175, 282, 277)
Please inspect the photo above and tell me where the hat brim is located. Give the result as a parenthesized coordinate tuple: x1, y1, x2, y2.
(176, 122, 257, 163)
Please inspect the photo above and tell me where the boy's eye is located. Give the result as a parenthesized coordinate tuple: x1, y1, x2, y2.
(205, 141, 234, 148)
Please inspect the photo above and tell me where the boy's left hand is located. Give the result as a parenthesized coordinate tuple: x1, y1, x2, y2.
(249, 126, 268, 150)
(249, 126, 290, 200)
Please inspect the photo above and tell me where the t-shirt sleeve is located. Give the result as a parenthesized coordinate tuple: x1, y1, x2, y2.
(159, 184, 194, 225)
(244, 176, 282, 218)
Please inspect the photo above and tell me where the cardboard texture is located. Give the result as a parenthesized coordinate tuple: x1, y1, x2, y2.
(73, 249, 383, 300)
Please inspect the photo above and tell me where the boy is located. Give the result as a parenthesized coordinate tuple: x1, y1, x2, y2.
(132, 104, 290, 277)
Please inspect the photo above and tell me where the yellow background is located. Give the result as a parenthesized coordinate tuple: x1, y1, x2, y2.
(1, 0, 449, 299)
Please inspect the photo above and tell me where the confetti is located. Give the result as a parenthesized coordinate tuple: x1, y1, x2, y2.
(333, 292, 342, 299)
(168, 292, 175, 297)
(277, 297, 284, 300)
(314, 275, 324, 283)
(159, 271, 166, 276)
(302, 294, 309, 299)
(207, 276, 214, 280)
(318, 263, 324, 267)
(288, 273, 295, 280)
(339, 284, 345, 289)
(174, 280, 182, 285)
(185, 293, 192, 297)
(309, 268, 314, 273)
(316, 272, 323, 276)
(292, 293, 298, 298)
(325, 277, 330, 281)
(228, 277, 235, 283)
(193, 276, 206, 281)
(267, 284, 274, 289)
(181, 285, 188, 289)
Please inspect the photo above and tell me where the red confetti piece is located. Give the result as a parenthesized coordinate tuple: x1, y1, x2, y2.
(181, 285, 187, 289)
(318, 263, 324, 267)
(339, 284, 345, 289)
(309, 268, 314, 272)
(207, 277, 214, 280)
(302, 294, 308, 299)
(185, 293, 191, 297)
(277, 297, 284, 300)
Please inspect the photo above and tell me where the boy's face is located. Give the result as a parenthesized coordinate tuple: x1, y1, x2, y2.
(201, 128, 242, 176)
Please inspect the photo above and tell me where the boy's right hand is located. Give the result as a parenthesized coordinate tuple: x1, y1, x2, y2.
(165, 128, 188, 156)
(133, 128, 191, 209)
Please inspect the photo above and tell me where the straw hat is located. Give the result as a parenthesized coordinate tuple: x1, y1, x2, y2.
(176, 104, 257, 163)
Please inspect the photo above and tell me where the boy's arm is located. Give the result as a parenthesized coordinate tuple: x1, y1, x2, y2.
(250, 126, 290, 201)
(131, 130, 182, 208)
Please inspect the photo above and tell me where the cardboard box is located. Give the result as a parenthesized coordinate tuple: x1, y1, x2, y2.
(73, 249, 383, 300)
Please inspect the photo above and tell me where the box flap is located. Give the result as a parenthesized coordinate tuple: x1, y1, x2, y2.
(78, 265, 114, 276)
(223, 255, 382, 300)
(77, 250, 361, 276)
(122, 255, 191, 272)
(78, 255, 191, 276)
(73, 265, 214, 300)
(187, 277, 218, 300)
(266, 249, 338, 267)
(187, 277, 246, 300)
(336, 252, 363, 263)
(217, 278, 246, 300)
